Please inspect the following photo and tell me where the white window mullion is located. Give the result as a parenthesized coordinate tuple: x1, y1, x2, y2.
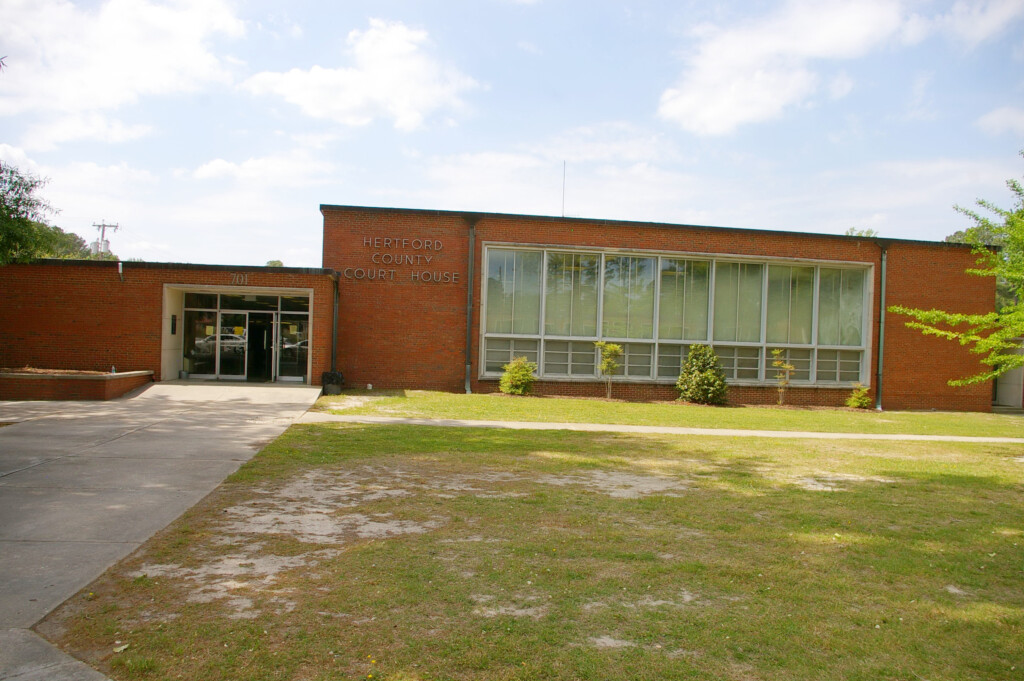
(597, 253, 606, 340)
(707, 259, 716, 344)
(759, 265, 769, 382)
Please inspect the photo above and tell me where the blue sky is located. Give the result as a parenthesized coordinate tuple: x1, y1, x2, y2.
(2, 0, 1023, 266)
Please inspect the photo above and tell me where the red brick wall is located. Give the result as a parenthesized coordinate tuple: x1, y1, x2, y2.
(323, 209, 470, 391)
(0, 261, 335, 384)
(0, 372, 153, 400)
(322, 206, 995, 411)
(881, 242, 993, 411)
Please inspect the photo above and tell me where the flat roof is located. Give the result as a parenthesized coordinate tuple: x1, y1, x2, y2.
(26, 259, 336, 275)
(320, 203, 974, 249)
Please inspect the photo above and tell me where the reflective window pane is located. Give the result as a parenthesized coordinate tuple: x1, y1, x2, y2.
(217, 313, 247, 376)
(603, 256, 655, 339)
(659, 259, 709, 340)
(278, 314, 309, 379)
(545, 253, 598, 337)
(818, 268, 865, 347)
(281, 296, 310, 312)
(713, 263, 763, 342)
(184, 292, 217, 309)
(183, 310, 217, 374)
(221, 294, 278, 311)
(766, 266, 813, 344)
(485, 250, 542, 334)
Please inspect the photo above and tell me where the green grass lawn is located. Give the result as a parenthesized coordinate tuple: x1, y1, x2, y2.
(317, 389, 1024, 438)
(41, 423, 1024, 681)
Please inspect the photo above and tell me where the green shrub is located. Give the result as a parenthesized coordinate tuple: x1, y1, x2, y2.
(846, 383, 872, 409)
(676, 345, 728, 405)
(594, 341, 623, 399)
(499, 356, 538, 395)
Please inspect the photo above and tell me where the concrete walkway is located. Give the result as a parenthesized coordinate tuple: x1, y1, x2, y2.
(0, 382, 322, 681)
(298, 412, 1024, 444)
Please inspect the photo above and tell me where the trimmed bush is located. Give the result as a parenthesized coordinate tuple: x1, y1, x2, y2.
(677, 344, 728, 405)
(846, 383, 872, 409)
(499, 356, 538, 395)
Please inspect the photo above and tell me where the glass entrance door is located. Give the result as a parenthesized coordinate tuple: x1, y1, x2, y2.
(278, 314, 309, 382)
(181, 292, 310, 383)
(247, 313, 275, 382)
(218, 312, 247, 378)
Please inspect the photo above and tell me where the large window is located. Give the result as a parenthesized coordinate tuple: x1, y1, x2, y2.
(545, 253, 598, 337)
(486, 249, 541, 335)
(603, 256, 655, 339)
(712, 262, 763, 343)
(481, 247, 869, 386)
(659, 259, 710, 341)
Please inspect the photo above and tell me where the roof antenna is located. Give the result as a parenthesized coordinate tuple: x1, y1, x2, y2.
(561, 161, 566, 217)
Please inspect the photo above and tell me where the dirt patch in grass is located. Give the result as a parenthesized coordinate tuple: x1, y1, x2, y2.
(39, 424, 1024, 681)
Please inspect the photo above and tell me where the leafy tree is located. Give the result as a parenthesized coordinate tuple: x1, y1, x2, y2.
(890, 152, 1024, 385)
(1, 162, 55, 264)
(266, 259, 284, 267)
(945, 201, 1017, 310)
(770, 348, 795, 405)
(845, 227, 879, 237)
(594, 341, 622, 399)
(1, 162, 119, 262)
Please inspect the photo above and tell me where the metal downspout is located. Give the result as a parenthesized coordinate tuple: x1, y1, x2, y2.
(875, 244, 888, 411)
(464, 220, 477, 394)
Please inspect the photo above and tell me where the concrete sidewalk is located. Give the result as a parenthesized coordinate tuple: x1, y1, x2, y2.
(0, 382, 322, 681)
(299, 412, 1024, 444)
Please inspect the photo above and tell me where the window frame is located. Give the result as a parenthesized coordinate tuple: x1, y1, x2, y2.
(479, 243, 873, 387)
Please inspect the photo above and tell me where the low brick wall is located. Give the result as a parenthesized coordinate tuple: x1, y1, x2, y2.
(0, 371, 154, 401)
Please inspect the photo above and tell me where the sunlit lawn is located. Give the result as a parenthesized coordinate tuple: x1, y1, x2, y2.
(42, 423, 1024, 681)
(317, 389, 1024, 438)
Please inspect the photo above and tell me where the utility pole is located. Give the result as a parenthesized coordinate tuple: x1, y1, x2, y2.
(91, 221, 119, 255)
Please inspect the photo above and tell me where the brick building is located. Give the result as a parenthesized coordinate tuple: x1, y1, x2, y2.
(323, 205, 993, 411)
(0, 261, 336, 395)
(0, 205, 996, 410)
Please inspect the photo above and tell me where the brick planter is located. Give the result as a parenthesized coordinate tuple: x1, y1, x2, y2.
(0, 371, 154, 401)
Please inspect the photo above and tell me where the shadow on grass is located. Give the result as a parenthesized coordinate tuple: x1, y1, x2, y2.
(49, 421, 1023, 681)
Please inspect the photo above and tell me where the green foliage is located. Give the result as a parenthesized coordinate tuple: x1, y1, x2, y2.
(844, 227, 879, 237)
(266, 259, 284, 267)
(891, 151, 1024, 385)
(594, 341, 623, 399)
(499, 355, 537, 395)
(1, 162, 118, 263)
(846, 383, 872, 409)
(676, 344, 728, 405)
(1, 162, 54, 264)
(770, 348, 796, 405)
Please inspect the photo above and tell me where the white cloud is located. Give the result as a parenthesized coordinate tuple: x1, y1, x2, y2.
(904, 72, 937, 121)
(0, 144, 37, 170)
(533, 123, 674, 164)
(829, 73, 854, 100)
(22, 114, 152, 152)
(192, 151, 336, 187)
(977, 106, 1024, 135)
(937, 0, 1024, 46)
(0, 0, 243, 146)
(658, 0, 906, 135)
(418, 127, 697, 221)
(242, 18, 478, 130)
